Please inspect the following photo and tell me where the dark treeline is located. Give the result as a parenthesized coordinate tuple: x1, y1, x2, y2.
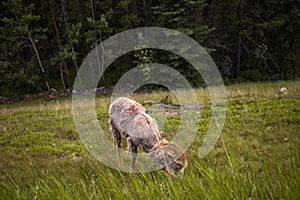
(0, 0, 299, 95)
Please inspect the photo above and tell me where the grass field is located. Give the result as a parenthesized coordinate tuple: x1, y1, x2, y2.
(0, 80, 300, 199)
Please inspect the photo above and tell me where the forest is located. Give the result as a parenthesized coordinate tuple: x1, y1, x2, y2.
(0, 0, 299, 95)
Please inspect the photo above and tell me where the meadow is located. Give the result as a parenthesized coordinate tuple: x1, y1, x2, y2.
(0, 80, 300, 199)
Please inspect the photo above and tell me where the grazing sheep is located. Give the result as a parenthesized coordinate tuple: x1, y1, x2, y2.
(109, 97, 188, 176)
(109, 97, 161, 168)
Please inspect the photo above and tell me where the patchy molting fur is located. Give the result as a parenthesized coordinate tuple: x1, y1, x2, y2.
(109, 97, 188, 176)
(109, 97, 161, 168)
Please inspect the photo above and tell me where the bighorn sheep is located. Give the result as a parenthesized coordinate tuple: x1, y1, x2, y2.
(109, 97, 188, 176)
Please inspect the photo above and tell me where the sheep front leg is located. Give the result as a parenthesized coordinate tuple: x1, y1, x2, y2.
(164, 166, 175, 177)
(109, 122, 122, 167)
(127, 138, 137, 170)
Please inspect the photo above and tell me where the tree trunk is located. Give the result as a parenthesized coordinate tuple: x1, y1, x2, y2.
(143, 0, 148, 38)
(48, 0, 71, 88)
(62, 62, 71, 88)
(90, 0, 104, 82)
(73, 47, 82, 84)
(47, 0, 60, 40)
(28, 33, 51, 92)
(235, 0, 243, 78)
(60, 62, 66, 89)
(236, 34, 241, 78)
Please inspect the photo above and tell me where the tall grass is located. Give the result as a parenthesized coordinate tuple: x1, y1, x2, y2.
(0, 80, 300, 199)
(1, 157, 299, 199)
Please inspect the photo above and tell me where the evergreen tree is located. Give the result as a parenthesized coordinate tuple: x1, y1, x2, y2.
(0, 0, 49, 94)
(152, 0, 212, 86)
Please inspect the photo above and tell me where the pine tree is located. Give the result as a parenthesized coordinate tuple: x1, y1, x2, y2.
(151, 0, 212, 86)
(0, 0, 50, 93)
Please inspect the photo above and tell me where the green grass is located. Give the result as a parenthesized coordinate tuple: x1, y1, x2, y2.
(0, 80, 300, 199)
